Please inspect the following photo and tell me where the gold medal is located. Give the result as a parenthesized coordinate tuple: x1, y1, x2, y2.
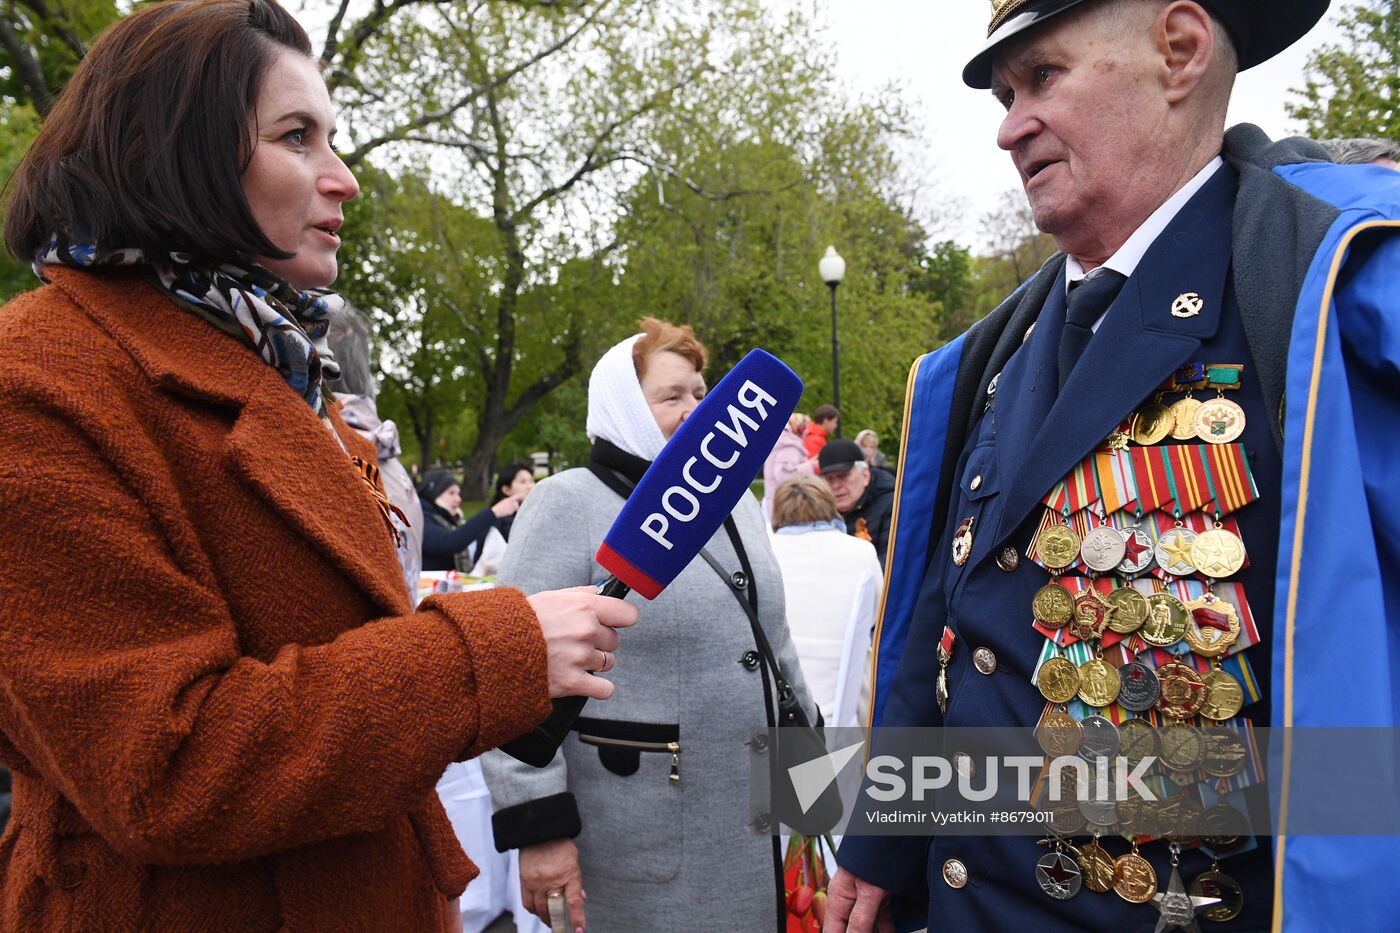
(1105, 586, 1149, 634)
(1069, 589, 1113, 641)
(1035, 708, 1083, 756)
(1191, 867, 1245, 922)
(1200, 669, 1244, 721)
(1190, 527, 1247, 578)
(1165, 794, 1204, 841)
(1113, 850, 1158, 904)
(1201, 728, 1249, 778)
(1032, 582, 1075, 629)
(1116, 791, 1149, 834)
(1199, 804, 1248, 850)
(1037, 656, 1081, 704)
(1118, 716, 1160, 767)
(1037, 523, 1081, 570)
(1076, 840, 1115, 893)
(1076, 657, 1121, 708)
(1114, 790, 1148, 829)
(1183, 592, 1240, 656)
(1169, 396, 1202, 440)
(1194, 397, 1246, 443)
(1154, 527, 1198, 576)
(1156, 660, 1207, 719)
(1159, 723, 1205, 770)
(1140, 592, 1190, 647)
(1131, 402, 1173, 445)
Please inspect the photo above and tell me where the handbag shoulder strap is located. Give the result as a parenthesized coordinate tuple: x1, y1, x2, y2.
(699, 519, 809, 727)
(587, 461, 636, 501)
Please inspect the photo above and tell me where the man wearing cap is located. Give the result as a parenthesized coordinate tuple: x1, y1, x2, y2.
(826, 2, 1400, 932)
(820, 438, 897, 567)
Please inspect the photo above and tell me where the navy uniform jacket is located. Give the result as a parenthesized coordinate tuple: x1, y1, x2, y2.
(840, 140, 1313, 931)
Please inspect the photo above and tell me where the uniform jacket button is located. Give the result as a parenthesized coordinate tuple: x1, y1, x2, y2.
(969, 474, 983, 491)
(740, 650, 760, 670)
(996, 547, 1020, 572)
(732, 571, 748, 589)
(973, 647, 997, 675)
(954, 752, 975, 779)
(752, 812, 772, 832)
(942, 858, 968, 889)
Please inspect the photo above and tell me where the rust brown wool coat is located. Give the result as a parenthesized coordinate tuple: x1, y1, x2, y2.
(0, 268, 552, 931)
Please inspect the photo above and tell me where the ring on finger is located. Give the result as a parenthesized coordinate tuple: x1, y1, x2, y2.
(598, 650, 610, 671)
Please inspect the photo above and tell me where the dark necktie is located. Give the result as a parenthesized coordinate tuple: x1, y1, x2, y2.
(1057, 269, 1127, 391)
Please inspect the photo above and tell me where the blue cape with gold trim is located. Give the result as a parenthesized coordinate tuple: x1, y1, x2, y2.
(870, 158, 1400, 932)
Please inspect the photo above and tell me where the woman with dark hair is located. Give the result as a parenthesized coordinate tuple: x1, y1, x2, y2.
(490, 462, 536, 537)
(418, 468, 526, 573)
(0, 2, 635, 929)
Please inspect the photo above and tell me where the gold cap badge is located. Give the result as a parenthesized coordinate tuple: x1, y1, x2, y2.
(988, 0, 1031, 35)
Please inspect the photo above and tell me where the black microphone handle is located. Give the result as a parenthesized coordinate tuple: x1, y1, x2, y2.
(498, 575, 633, 767)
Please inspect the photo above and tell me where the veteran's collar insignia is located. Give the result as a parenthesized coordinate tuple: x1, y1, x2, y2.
(1171, 292, 1204, 318)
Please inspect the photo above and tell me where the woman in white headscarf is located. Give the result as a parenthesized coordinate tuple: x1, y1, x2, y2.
(480, 319, 816, 932)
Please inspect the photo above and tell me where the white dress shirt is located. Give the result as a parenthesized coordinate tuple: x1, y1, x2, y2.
(1065, 156, 1224, 331)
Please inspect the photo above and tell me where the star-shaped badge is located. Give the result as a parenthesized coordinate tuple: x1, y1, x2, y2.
(1157, 531, 1197, 574)
(1152, 865, 1221, 933)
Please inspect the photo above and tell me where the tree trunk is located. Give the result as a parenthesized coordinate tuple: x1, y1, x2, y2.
(461, 422, 506, 499)
(406, 397, 434, 471)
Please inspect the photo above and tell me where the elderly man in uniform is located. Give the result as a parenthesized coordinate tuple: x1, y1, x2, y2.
(827, 1, 1400, 932)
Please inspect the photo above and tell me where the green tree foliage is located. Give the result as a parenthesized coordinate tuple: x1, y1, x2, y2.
(0, 99, 40, 297)
(910, 240, 977, 342)
(1288, 0, 1399, 140)
(0, 0, 118, 116)
(967, 188, 1057, 320)
(0, 0, 119, 299)
(1, 0, 958, 486)
(334, 0, 951, 486)
(593, 4, 951, 452)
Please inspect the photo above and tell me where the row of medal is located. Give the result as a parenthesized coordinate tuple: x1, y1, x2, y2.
(1020, 363, 1260, 922)
(1122, 361, 1249, 447)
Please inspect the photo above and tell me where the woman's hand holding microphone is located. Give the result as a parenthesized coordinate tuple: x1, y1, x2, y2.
(527, 586, 636, 700)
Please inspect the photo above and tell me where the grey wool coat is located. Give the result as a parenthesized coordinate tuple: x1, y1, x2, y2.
(481, 466, 817, 932)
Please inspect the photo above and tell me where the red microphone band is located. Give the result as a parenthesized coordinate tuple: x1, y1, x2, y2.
(596, 542, 664, 599)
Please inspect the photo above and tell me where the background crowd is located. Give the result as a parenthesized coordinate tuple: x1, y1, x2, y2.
(0, 0, 1395, 931)
(399, 327, 899, 931)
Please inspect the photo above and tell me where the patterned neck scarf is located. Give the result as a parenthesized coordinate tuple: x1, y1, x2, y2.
(37, 235, 343, 416)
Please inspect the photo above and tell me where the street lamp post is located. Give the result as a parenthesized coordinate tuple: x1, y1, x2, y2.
(819, 246, 846, 432)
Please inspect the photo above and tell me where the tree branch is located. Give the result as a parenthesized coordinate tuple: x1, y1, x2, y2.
(0, 14, 51, 114)
(13, 0, 84, 60)
(318, 0, 354, 66)
(511, 69, 703, 222)
(339, 0, 613, 167)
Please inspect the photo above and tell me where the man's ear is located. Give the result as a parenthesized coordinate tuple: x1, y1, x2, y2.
(1156, 0, 1215, 104)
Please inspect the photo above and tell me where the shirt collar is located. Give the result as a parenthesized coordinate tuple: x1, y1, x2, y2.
(1064, 156, 1225, 291)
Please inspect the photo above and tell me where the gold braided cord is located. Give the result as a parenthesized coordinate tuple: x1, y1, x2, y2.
(987, 0, 1035, 35)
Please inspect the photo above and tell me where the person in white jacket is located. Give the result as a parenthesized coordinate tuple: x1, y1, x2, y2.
(768, 474, 884, 728)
